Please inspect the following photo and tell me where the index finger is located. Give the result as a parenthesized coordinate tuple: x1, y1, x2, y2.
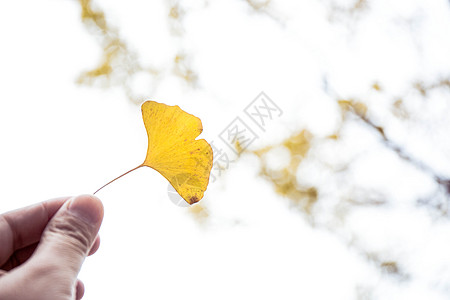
(0, 197, 70, 266)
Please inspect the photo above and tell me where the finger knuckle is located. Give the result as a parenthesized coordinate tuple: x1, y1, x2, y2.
(46, 214, 94, 255)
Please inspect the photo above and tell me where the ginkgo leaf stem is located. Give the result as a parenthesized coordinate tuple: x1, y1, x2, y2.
(93, 165, 143, 195)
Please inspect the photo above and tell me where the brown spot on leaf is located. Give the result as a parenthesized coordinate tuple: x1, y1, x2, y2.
(189, 196, 199, 204)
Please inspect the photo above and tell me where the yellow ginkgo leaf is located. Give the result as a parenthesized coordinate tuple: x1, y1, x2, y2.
(141, 101, 213, 204)
(94, 100, 213, 205)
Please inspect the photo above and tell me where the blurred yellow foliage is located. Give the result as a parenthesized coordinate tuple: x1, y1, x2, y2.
(173, 54, 198, 86)
(77, 0, 199, 102)
(392, 99, 409, 119)
(372, 82, 382, 91)
(249, 130, 318, 215)
(338, 99, 368, 117)
(77, 0, 140, 92)
(414, 78, 450, 97)
(188, 202, 210, 223)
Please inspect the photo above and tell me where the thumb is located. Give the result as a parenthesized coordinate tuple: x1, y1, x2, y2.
(29, 194, 104, 280)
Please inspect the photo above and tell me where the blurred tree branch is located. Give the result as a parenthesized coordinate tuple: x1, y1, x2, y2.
(339, 99, 450, 197)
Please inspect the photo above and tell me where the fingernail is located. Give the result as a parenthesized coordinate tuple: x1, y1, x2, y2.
(68, 194, 103, 225)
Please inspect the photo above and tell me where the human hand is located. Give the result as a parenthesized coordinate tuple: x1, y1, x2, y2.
(0, 195, 104, 300)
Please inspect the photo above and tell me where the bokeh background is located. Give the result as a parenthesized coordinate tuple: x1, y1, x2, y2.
(1, 0, 450, 299)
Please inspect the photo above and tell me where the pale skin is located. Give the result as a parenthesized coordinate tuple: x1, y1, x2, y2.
(0, 195, 104, 300)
